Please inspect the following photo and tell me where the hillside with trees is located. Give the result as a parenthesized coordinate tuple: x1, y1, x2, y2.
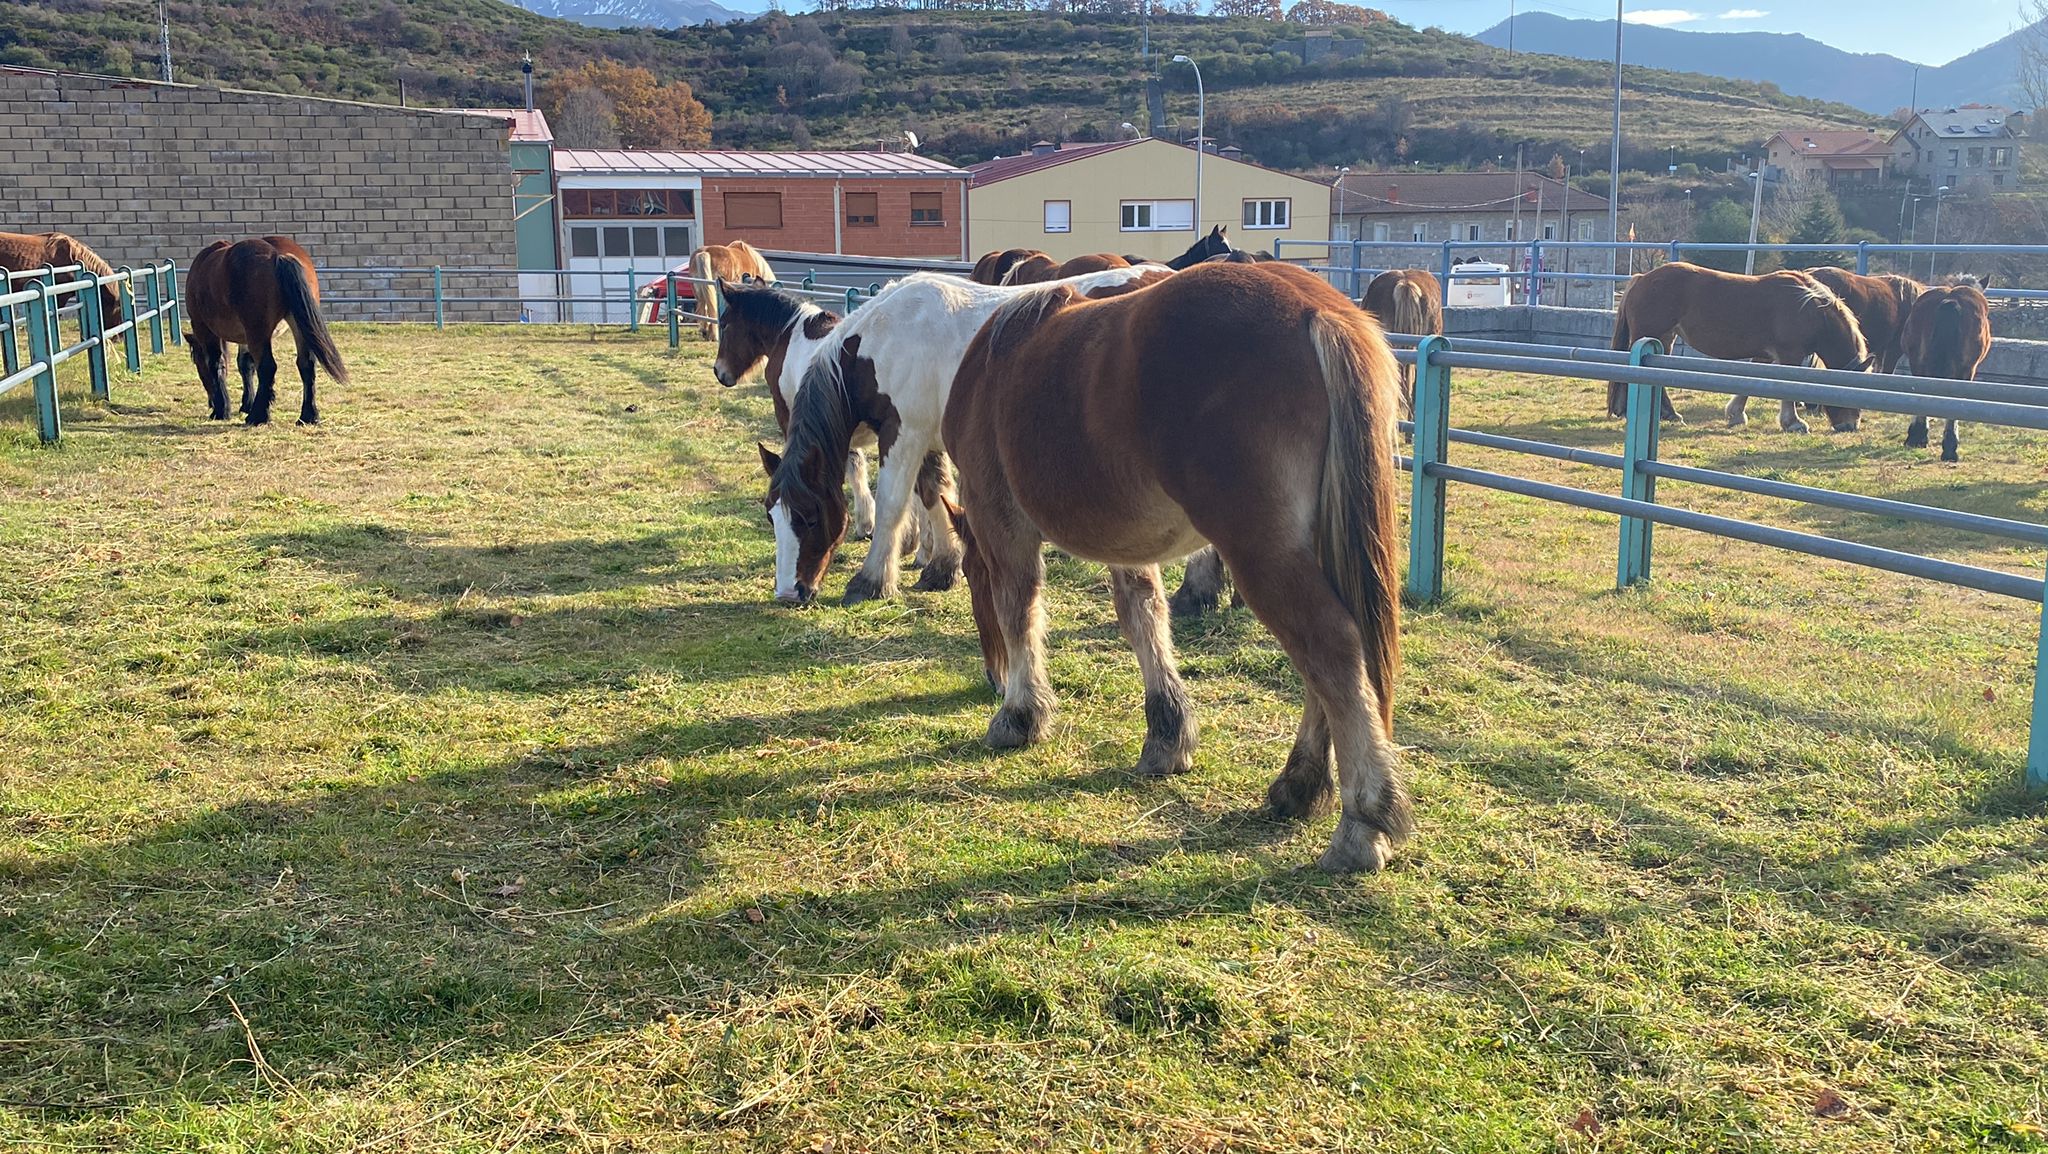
(2, 0, 1877, 171)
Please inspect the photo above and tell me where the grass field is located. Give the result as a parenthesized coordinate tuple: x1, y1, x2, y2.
(2, 324, 2045, 1152)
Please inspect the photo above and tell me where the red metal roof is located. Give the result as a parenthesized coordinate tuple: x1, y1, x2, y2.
(554, 149, 966, 179)
(967, 139, 1147, 185)
(443, 108, 553, 143)
(1768, 129, 1892, 158)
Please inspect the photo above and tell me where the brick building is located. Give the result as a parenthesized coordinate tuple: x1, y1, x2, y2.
(0, 66, 521, 318)
(1888, 106, 2026, 192)
(552, 148, 968, 321)
(1763, 128, 1891, 188)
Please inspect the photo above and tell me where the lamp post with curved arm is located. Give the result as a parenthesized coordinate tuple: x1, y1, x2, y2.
(1172, 54, 1203, 233)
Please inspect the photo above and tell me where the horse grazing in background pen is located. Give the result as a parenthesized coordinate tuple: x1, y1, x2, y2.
(1727, 267, 1923, 433)
(970, 249, 1046, 285)
(184, 237, 347, 426)
(940, 262, 1409, 873)
(688, 241, 776, 341)
(1897, 277, 1992, 462)
(756, 263, 1172, 606)
(1608, 262, 1872, 428)
(0, 231, 123, 330)
(1001, 227, 1234, 284)
(1361, 268, 1444, 418)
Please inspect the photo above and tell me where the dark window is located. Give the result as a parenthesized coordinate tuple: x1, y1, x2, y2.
(664, 226, 692, 255)
(910, 191, 944, 226)
(845, 191, 879, 227)
(632, 227, 659, 258)
(587, 190, 616, 217)
(603, 227, 630, 257)
(570, 228, 598, 259)
(562, 189, 591, 216)
(724, 192, 784, 229)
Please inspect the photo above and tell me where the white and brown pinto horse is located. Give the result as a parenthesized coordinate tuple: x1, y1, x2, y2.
(688, 241, 776, 340)
(1608, 262, 1873, 428)
(710, 281, 877, 542)
(757, 264, 1172, 606)
(943, 262, 1409, 872)
(1898, 277, 1993, 462)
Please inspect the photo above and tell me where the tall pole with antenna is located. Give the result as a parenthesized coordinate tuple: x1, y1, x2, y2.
(158, 0, 173, 82)
(1607, 0, 1623, 279)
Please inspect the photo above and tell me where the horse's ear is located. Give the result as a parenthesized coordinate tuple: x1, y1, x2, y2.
(757, 442, 781, 476)
(1979, 274, 1995, 291)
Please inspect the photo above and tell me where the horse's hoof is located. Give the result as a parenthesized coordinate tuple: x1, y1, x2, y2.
(1831, 420, 1860, 434)
(911, 556, 960, 593)
(840, 573, 892, 606)
(1904, 431, 1928, 449)
(1941, 449, 1959, 463)
(1316, 817, 1392, 874)
(1725, 416, 1746, 428)
(1135, 747, 1194, 778)
(1168, 589, 1216, 618)
(1782, 419, 1810, 435)
(298, 415, 320, 427)
(1266, 761, 1334, 820)
(984, 704, 1045, 750)
(245, 413, 270, 427)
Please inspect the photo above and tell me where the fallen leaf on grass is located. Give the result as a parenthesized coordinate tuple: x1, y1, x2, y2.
(1568, 1108, 1601, 1137)
(488, 881, 524, 899)
(1814, 1088, 1852, 1119)
(744, 907, 766, 924)
(1984, 688, 1998, 702)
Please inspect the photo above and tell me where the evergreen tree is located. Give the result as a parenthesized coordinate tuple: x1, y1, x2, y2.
(1784, 188, 1848, 269)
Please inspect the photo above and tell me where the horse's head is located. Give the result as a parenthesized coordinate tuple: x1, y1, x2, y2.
(758, 437, 848, 607)
(713, 279, 805, 388)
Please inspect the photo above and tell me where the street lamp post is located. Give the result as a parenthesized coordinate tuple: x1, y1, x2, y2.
(1929, 184, 1951, 279)
(1172, 55, 1203, 234)
(1607, 0, 1623, 279)
(1745, 168, 1766, 275)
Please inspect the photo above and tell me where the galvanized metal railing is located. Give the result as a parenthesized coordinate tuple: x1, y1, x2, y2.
(1391, 332, 2048, 790)
(0, 261, 180, 443)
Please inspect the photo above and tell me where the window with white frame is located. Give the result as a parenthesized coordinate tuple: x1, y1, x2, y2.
(1411, 223, 1427, 242)
(1506, 220, 1519, 241)
(1463, 223, 1482, 241)
(1576, 219, 1595, 240)
(1120, 200, 1194, 232)
(1372, 222, 1390, 242)
(1543, 221, 1557, 240)
(1044, 200, 1071, 233)
(1241, 198, 1290, 229)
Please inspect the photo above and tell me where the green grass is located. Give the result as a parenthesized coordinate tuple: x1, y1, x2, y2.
(2, 323, 2045, 1152)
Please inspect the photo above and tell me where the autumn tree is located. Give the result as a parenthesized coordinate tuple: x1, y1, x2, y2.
(544, 60, 711, 149)
(554, 86, 621, 149)
(1547, 152, 1567, 180)
(1213, 0, 1282, 17)
(1283, 0, 1387, 27)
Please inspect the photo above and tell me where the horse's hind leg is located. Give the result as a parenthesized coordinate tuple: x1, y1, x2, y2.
(911, 452, 962, 593)
(236, 351, 255, 415)
(844, 450, 875, 540)
(1110, 565, 1197, 777)
(1168, 546, 1232, 617)
(192, 335, 230, 420)
(1224, 543, 1409, 872)
(968, 493, 1052, 750)
(1941, 419, 1959, 463)
(1777, 398, 1810, 434)
(295, 343, 319, 425)
(1905, 414, 1930, 449)
(1267, 691, 1335, 819)
(1724, 393, 1750, 427)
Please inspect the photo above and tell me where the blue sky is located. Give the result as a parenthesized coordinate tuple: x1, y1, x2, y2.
(1372, 0, 2028, 66)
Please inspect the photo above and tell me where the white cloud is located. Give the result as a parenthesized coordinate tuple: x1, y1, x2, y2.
(1717, 8, 1769, 18)
(1623, 9, 1704, 26)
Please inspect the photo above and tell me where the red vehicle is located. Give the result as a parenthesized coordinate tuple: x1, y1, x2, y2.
(638, 264, 701, 324)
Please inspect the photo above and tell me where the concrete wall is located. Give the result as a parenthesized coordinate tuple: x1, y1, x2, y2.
(0, 68, 519, 320)
(1440, 304, 2048, 391)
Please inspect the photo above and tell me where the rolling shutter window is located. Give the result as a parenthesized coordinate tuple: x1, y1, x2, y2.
(724, 192, 783, 229)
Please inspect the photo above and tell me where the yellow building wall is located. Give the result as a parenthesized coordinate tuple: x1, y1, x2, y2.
(968, 138, 1332, 263)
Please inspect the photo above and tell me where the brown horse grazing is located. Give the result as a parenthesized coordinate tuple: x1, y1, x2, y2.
(688, 241, 776, 340)
(942, 262, 1409, 872)
(0, 231, 123, 329)
(1898, 278, 1992, 462)
(1004, 227, 1236, 284)
(1608, 262, 1872, 427)
(970, 248, 1046, 285)
(184, 237, 347, 425)
(1360, 268, 1444, 417)
(998, 253, 1063, 285)
(1730, 267, 1924, 433)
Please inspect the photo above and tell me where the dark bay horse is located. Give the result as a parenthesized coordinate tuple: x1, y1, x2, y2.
(970, 248, 1044, 286)
(1609, 262, 1872, 427)
(941, 262, 1409, 872)
(1361, 268, 1444, 417)
(1001, 227, 1233, 284)
(1743, 267, 1923, 433)
(1898, 278, 1992, 462)
(0, 231, 123, 329)
(184, 237, 347, 425)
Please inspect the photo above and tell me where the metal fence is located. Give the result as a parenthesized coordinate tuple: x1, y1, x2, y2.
(1390, 331, 2048, 790)
(1281, 239, 2048, 310)
(1, 261, 181, 443)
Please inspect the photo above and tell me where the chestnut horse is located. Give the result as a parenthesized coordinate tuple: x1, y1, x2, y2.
(970, 248, 1046, 285)
(1609, 262, 1872, 427)
(754, 264, 1171, 605)
(1724, 267, 1923, 433)
(1898, 278, 1992, 462)
(1001, 226, 1233, 284)
(1361, 268, 1444, 417)
(942, 262, 1408, 872)
(184, 237, 347, 425)
(0, 231, 123, 330)
(688, 241, 776, 340)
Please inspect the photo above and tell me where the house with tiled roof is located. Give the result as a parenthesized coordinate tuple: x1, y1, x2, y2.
(1888, 106, 2026, 192)
(1764, 127, 1893, 188)
(966, 137, 1330, 263)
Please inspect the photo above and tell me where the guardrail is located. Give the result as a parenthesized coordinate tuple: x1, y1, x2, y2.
(1281, 238, 2048, 310)
(1, 261, 180, 444)
(1389, 332, 2048, 790)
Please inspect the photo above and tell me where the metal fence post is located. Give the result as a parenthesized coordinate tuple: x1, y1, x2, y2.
(0, 298, 16, 379)
(2031, 559, 2047, 791)
(1438, 242, 1454, 309)
(1406, 335, 1452, 603)
(26, 283, 59, 444)
(845, 287, 859, 313)
(143, 266, 164, 354)
(626, 267, 638, 332)
(163, 261, 180, 344)
(433, 266, 445, 330)
(1529, 240, 1543, 305)
(1617, 337, 1665, 589)
(1855, 242, 1870, 276)
(1348, 240, 1361, 298)
(117, 268, 141, 374)
(666, 275, 680, 349)
(803, 272, 816, 292)
(81, 270, 109, 400)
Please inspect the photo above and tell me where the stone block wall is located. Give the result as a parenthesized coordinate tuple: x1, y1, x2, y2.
(0, 68, 518, 320)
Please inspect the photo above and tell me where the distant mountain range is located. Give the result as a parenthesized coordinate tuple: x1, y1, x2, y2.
(506, 0, 744, 28)
(1475, 12, 2034, 115)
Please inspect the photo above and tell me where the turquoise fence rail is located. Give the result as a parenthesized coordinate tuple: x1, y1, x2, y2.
(1390, 333, 2048, 791)
(0, 261, 180, 444)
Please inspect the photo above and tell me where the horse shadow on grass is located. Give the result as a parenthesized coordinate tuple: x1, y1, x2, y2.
(251, 525, 694, 600)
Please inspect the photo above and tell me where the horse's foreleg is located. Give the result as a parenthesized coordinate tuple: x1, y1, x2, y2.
(844, 450, 875, 540)
(1267, 690, 1335, 819)
(1724, 393, 1750, 427)
(1110, 564, 1197, 777)
(192, 336, 229, 420)
(910, 451, 962, 593)
(236, 350, 255, 415)
(1941, 419, 1959, 462)
(296, 345, 319, 426)
(246, 343, 278, 426)
(1777, 398, 1810, 434)
(1905, 414, 1930, 449)
(841, 444, 923, 605)
(1224, 543, 1409, 873)
(1168, 546, 1232, 618)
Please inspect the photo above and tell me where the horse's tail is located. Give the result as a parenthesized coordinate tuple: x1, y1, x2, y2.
(1309, 309, 1402, 751)
(275, 255, 347, 383)
(1605, 298, 1635, 415)
(689, 249, 718, 332)
(1929, 296, 1967, 377)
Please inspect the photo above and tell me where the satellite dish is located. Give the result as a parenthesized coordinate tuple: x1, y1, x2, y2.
(904, 130, 920, 151)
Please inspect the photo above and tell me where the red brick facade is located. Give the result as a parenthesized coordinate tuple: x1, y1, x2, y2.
(701, 176, 964, 259)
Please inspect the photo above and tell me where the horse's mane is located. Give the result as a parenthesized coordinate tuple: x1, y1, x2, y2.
(1795, 276, 1869, 362)
(722, 280, 812, 336)
(772, 338, 861, 515)
(981, 282, 1082, 364)
(44, 233, 116, 280)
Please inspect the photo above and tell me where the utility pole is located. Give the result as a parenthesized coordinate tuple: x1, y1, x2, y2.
(1607, 0, 1623, 279)
(1509, 0, 1516, 55)
(158, 0, 173, 82)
